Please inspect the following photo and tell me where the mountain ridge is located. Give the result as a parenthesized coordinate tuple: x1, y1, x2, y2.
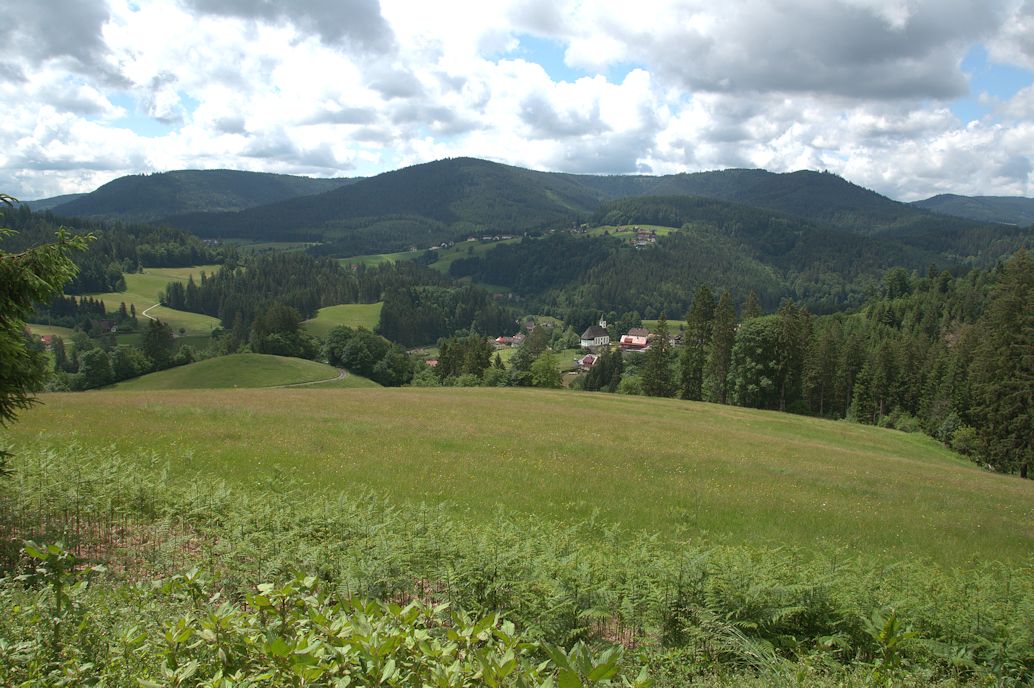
(43, 169, 357, 222)
(912, 193, 1034, 226)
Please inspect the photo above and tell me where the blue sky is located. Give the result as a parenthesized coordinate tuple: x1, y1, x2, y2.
(1, 0, 1032, 201)
(952, 45, 1034, 123)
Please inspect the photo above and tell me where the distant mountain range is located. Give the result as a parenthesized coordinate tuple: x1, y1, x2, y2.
(26, 169, 355, 222)
(22, 158, 1032, 257)
(911, 194, 1034, 226)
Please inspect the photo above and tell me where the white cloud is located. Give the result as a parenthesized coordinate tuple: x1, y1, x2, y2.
(0, 0, 1031, 201)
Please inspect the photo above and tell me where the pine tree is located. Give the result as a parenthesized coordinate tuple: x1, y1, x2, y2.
(641, 316, 674, 397)
(742, 290, 763, 320)
(679, 285, 715, 400)
(0, 194, 88, 424)
(703, 291, 736, 404)
(970, 250, 1034, 477)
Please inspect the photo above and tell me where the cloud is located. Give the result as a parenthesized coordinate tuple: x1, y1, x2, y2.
(181, 0, 395, 52)
(0, 0, 121, 82)
(0, 0, 1032, 202)
(553, 0, 1005, 100)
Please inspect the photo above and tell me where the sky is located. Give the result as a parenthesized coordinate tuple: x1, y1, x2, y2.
(1, 0, 1033, 202)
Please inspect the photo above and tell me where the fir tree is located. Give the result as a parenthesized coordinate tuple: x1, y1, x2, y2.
(703, 291, 736, 404)
(641, 316, 674, 397)
(679, 285, 715, 400)
(970, 250, 1034, 478)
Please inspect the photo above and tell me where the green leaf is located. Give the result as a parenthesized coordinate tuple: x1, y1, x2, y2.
(380, 658, 397, 684)
(558, 668, 582, 688)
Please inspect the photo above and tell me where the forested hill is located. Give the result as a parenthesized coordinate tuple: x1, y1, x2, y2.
(165, 157, 601, 253)
(20, 193, 85, 211)
(563, 167, 965, 236)
(163, 159, 979, 252)
(43, 169, 355, 222)
(31, 158, 1010, 255)
(912, 194, 1034, 226)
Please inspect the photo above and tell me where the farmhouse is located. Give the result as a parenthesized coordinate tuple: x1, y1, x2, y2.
(580, 320, 610, 350)
(619, 334, 649, 351)
(575, 353, 598, 369)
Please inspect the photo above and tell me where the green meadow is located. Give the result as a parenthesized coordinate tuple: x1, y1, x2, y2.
(301, 302, 383, 338)
(8, 387, 1032, 563)
(23, 323, 76, 338)
(339, 250, 421, 268)
(87, 265, 222, 335)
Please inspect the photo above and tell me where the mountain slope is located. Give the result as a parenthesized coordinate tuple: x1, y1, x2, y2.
(912, 194, 1034, 226)
(571, 168, 973, 235)
(50, 169, 355, 222)
(20, 193, 86, 211)
(167, 157, 601, 253)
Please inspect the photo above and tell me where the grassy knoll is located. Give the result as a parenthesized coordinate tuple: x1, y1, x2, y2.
(111, 353, 343, 390)
(87, 265, 222, 335)
(8, 387, 1032, 563)
(301, 302, 383, 339)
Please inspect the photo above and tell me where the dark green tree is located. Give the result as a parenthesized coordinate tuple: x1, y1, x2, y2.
(775, 300, 811, 412)
(584, 346, 623, 393)
(729, 316, 780, 409)
(641, 316, 675, 397)
(530, 350, 562, 388)
(679, 285, 715, 401)
(141, 318, 176, 370)
(702, 291, 736, 404)
(969, 250, 1034, 478)
(742, 290, 763, 320)
(0, 194, 88, 424)
(75, 348, 113, 390)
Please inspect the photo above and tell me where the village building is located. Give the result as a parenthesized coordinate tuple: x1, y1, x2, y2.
(619, 334, 650, 351)
(575, 353, 598, 369)
(580, 319, 611, 350)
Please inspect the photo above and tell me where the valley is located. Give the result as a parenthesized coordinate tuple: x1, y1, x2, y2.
(3, 159, 1034, 686)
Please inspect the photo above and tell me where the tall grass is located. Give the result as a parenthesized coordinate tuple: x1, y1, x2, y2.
(1, 443, 1031, 686)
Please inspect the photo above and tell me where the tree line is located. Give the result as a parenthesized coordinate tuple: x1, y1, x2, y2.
(0, 205, 222, 293)
(580, 252, 1032, 478)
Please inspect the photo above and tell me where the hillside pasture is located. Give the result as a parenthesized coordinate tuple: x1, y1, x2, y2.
(24, 323, 77, 338)
(301, 303, 383, 339)
(111, 353, 343, 390)
(10, 387, 1032, 563)
(87, 265, 222, 335)
(339, 250, 421, 268)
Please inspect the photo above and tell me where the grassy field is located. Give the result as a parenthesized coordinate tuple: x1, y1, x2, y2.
(301, 303, 383, 339)
(226, 240, 318, 253)
(588, 224, 680, 238)
(24, 323, 77, 338)
(339, 250, 421, 268)
(111, 353, 344, 390)
(425, 238, 519, 274)
(87, 265, 222, 336)
(8, 387, 1032, 563)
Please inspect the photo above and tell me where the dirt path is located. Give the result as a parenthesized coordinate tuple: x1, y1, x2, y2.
(273, 368, 348, 388)
(141, 303, 160, 321)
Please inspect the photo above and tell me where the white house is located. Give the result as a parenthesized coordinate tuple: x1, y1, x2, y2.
(580, 319, 611, 350)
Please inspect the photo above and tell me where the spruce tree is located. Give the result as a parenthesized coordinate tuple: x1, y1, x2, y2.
(703, 291, 736, 404)
(0, 194, 88, 424)
(641, 316, 674, 397)
(742, 290, 763, 319)
(970, 250, 1034, 477)
(679, 285, 715, 400)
